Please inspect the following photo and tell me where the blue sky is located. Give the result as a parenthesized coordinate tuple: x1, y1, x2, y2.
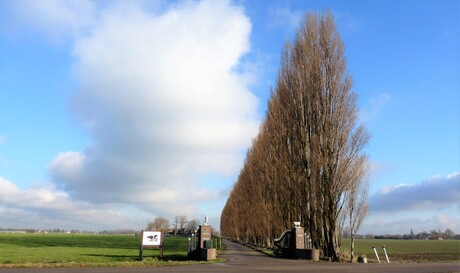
(0, 0, 458, 234)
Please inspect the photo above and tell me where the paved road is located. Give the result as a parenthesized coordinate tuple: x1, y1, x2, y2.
(1, 240, 459, 272)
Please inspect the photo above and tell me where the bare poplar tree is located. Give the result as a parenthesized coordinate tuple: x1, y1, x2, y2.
(221, 11, 369, 262)
(345, 160, 369, 262)
(275, 11, 369, 260)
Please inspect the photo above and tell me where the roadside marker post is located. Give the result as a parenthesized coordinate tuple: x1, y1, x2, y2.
(382, 245, 390, 263)
(372, 246, 381, 263)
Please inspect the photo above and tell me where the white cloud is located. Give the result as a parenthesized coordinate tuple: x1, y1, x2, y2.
(48, 151, 84, 182)
(332, 10, 364, 35)
(5, 0, 96, 42)
(267, 8, 363, 37)
(0, 176, 147, 230)
(361, 172, 460, 235)
(268, 6, 303, 30)
(370, 172, 459, 212)
(0, 176, 71, 210)
(359, 93, 391, 123)
(435, 214, 457, 230)
(362, 213, 460, 235)
(447, 171, 460, 179)
(45, 0, 259, 219)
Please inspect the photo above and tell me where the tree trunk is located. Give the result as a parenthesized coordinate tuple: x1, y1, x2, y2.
(350, 235, 355, 263)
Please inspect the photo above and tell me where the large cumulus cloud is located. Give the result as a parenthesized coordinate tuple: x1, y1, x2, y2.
(0, 176, 144, 230)
(361, 172, 460, 234)
(47, 1, 259, 216)
(370, 172, 459, 212)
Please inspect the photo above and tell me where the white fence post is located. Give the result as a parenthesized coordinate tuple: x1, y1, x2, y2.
(372, 246, 381, 263)
(382, 245, 390, 263)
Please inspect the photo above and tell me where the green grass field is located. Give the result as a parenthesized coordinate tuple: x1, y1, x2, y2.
(0, 233, 215, 268)
(340, 239, 460, 263)
(0, 234, 458, 267)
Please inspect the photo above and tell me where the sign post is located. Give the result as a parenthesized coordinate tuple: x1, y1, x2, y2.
(139, 230, 164, 261)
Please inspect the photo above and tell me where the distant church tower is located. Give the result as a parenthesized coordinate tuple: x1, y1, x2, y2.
(410, 228, 414, 239)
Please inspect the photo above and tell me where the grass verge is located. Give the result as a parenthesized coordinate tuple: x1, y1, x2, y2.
(0, 233, 224, 268)
(340, 239, 460, 263)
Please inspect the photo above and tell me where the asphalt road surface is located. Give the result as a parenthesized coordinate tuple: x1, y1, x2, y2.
(1, 240, 459, 273)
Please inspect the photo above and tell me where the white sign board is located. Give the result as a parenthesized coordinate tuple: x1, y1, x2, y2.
(142, 231, 162, 247)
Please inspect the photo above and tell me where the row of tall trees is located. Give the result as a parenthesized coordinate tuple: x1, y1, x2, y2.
(221, 11, 370, 261)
